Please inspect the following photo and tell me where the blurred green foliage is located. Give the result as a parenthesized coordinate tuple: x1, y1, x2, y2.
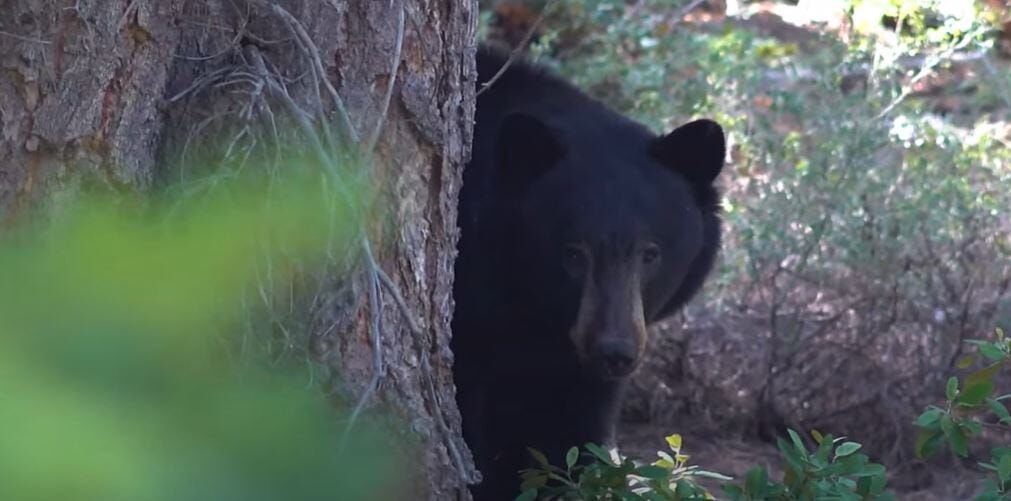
(0, 165, 400, 501)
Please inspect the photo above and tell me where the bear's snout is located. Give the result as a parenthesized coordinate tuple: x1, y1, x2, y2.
(567, 256, 649, 379)
(589, 337, 638, 378)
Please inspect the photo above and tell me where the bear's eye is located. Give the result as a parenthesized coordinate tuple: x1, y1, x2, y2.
(562, 244, 587, 278)
(642, 244, 661, 266)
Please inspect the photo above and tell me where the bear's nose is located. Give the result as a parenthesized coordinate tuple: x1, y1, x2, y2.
(590, 338, 637, 377)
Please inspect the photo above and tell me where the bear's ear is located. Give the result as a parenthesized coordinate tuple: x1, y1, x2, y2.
(649, 119, 725, 185)
(497, 112, 564, 184)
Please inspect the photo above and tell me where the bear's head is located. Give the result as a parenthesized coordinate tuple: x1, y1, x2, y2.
(494, 113, 724, 380)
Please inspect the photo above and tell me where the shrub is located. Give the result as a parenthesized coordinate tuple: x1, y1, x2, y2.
(516, 328, 1011, 500)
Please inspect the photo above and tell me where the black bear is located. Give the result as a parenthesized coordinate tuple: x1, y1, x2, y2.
(451, 45, 725, 501)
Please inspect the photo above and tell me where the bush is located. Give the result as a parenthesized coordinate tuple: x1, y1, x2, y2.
(0, 158, 402, 501)
(515, 329, 1011, 500)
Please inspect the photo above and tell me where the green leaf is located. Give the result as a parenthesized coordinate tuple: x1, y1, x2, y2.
(546, 472, 569, 484)
(940, 415, 968, 457)
(865, 473, 888, 495)
(998, 452, 1011, 484)
(915, 428, 944, 459)
(814, 434, 834, 463)
(945, 376, 959, 401)
(956, 355, 975, 369)
(979, 479, 1003, 501)
(722, 484, 745, 500)
(642, 492, 667, 501)
(835, 453, 869, 476)
(810, 428, 824, 444)
(853, 463, 886, 478)
(988, 399, 1011, 424)
(565, 446, 579, 469)
(957, 381, 994, 406)
(745, 466, 768, 494)
(515, 488, 539, 501)
(962, 420, 983, 437)
(977, 492, 1002, 501)
(519, 473, 548, 492)
(856, 476, 873, 496)
(877, 491, 896, 501)
(966, 363, 1003, 388)
(914, 408, 943, 428)
(665, 433, 683, 452)
(787, 428, 807, 456)
(833, 479, 859, 496)
(653, 450, 675, 469)
(979, 343, 1006, 361)
(635, 465, 669, 480)
(584, 443, 615, 466)
(528, 448, 551, 469)
(834, 441, 862, 459)
(776, 437, 805, 473)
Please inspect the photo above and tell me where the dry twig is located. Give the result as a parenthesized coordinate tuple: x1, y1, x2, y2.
(476, 0, 556, 97)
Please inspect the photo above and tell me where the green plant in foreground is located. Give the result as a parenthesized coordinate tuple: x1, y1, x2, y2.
(915, 327, 1011, 501)
(516, 429, 891, 501)
(517, 434, 726, 500)
(516, 327, 1011, 500)
(722, 429, 891, 501)
(0, 169, 398, 501)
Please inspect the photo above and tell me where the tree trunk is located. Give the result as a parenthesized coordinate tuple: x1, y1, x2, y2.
(0, 0, 478, 498)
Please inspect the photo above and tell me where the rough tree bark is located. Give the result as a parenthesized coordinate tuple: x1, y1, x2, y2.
(0, 1, 478, 498)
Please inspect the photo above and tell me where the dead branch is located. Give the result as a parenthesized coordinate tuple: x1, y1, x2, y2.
(476, 0, 556, 97)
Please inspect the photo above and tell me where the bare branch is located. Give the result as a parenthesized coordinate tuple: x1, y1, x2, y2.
(873, 31, 980, 121)
(476, 0, 557, 97)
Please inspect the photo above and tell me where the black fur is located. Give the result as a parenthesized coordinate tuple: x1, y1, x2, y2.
(451, 45, 725, 501)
